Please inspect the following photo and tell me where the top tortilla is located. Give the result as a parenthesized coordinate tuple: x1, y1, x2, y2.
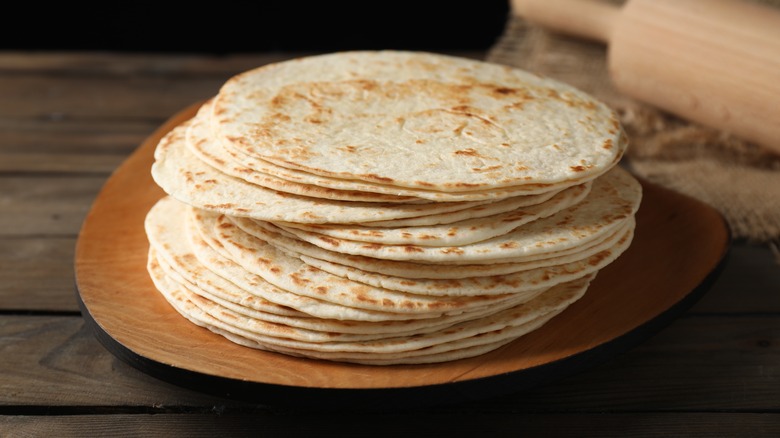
(212, 51, 626, 192)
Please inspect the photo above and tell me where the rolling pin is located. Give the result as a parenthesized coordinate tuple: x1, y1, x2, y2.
(512, 0, 780, 153)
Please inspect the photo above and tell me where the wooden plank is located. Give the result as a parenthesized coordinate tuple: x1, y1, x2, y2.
(0, 177, 105, 236)
(0, 238, 79, 311)
(0, 52, 302, 76)
(0, 315, 777, 410)
(480, 315, 780, 412)
(0, 118, 158, 155)
(0, 316, 239, 407)
(689, 243, 780, 314)
(1, 413, 779, 437)
(0, 153, 125, 174)
(0, 51, 482, 76)
(0, 75, 221, 120)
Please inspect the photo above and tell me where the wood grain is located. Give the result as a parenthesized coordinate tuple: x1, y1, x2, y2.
(2, 413, 779, 437)
(74, 105, 729, 398)
(0, 176, 106, 236)
(0, 237, 78, 311)
(0, 316, 235, 407)
(0, 315, 777, 411)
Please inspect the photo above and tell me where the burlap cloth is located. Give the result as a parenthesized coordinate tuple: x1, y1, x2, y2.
(486, 4, 780, 260)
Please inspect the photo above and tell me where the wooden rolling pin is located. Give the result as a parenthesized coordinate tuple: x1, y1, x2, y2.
(512, 0, 780, 153)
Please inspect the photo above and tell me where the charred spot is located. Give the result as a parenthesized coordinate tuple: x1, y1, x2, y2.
(493, 86, 518, 95)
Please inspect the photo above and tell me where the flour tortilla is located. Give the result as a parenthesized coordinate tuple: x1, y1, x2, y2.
(152, 124, 536, 223)
(298, 222, 633, 296)
(147, 195, 473, 322)
(192, 206, 531, 315)
(150, 250, 591, 363)
(186, 102, 426, 204)
(212, 51, 626, 192)
(151, 249, 553, 342)
(231, 213, 632, 279)
(275, 182, 591, 247)
(196, 100, 585, 203)
(240, 166, 641, 263)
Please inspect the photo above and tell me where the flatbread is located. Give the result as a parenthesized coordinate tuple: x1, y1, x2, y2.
(275, 182, 591, 247)
(238, 166, 641, 263)
(152, 124, 531, 223)
(212, 51, 626, 192)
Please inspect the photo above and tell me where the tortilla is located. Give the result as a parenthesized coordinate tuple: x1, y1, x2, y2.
(212, 51, 626, 192)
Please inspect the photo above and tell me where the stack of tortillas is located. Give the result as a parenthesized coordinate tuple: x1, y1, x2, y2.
(145, 51, 642, 365)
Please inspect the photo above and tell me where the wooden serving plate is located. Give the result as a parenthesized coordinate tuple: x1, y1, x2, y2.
(75, 103, 729, 408)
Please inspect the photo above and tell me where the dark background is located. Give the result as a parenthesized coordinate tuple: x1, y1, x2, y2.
(8, 2, 510, 53)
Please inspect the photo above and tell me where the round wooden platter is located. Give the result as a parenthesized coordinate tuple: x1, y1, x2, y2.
(75, 103, 729, 408)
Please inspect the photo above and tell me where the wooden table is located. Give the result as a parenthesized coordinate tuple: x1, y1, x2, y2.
(1, 52, 778, 436)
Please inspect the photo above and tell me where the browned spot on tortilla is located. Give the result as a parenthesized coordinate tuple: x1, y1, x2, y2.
(415, 139, 425, 144)
(319, 236, 340, 247)
(338, 145, 357, 153)
(218, 222, 234, 229)
(204, 203, 235, 209)
(415, 181, 435, 187)
(419, 234, 437, 240)
(290, 273, 310, 286)
(603, 138, 613, 150)
(362, 243, 383, 251)
(270, 267, 282, 274)
(501, 241, 519, 249)
(472, 165, 503, 173)
(256, 257, 271, 265)
(447, 228, 458, 237)
(403, 245, 423, 253)
(493, 86, 519, 95)
(454, 148, 480, 157)
(361, 173, 394, 183)
(588, 251, 611, 266)
(440, 247, 464, 255)
(570, 165, 586, 172)
(314, 286, 329, 295)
